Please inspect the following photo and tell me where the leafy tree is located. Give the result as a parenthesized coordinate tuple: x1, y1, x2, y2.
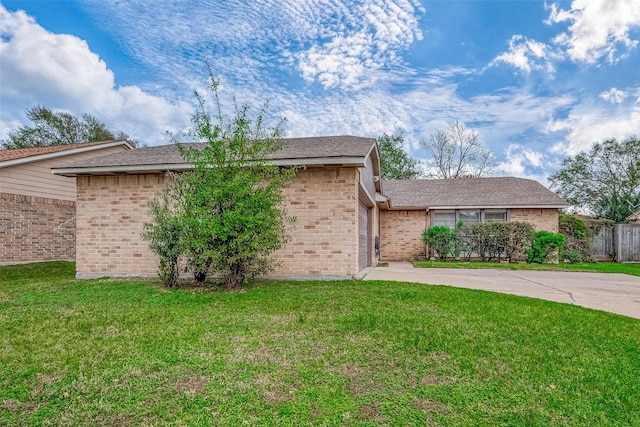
(1, 105, 134, 149)
(142, 173, 185, 287)
(549, 138, 640, 222)
(377, 133, 420, 179)
(146, 69, 296, 289)
(421, 121, 497, 178)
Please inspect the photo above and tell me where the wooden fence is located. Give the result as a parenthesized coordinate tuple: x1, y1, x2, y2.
(591, 224, 640, 262)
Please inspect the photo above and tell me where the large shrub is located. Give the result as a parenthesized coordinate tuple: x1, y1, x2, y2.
(142, 173, 184, 288)
(526, 231, 566, 264)
(423, 226, 458, 261)
(457, 222, 534, 262)
(143, 68, 296, 289)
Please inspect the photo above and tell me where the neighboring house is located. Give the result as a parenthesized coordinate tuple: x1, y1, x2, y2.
(378, 178, 568, 260)
(51, 136, 567, 279)
(0, 140, 133, 263)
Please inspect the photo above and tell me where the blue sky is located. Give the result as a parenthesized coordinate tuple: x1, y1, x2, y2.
(1, 1, 639, 184)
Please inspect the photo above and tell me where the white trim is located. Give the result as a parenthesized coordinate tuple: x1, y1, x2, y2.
(52, 156, 367, 176)
(388, 204, 566, 210)
(0, 140, 134, 169)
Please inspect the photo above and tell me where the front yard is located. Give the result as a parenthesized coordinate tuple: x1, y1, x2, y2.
(1, 262, 639, 426)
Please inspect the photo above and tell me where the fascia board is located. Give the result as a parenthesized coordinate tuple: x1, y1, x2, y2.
(52, 156, 367, 176)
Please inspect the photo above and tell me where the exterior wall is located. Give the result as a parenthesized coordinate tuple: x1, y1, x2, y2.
(272, 167, 359, 278)
(379, 209, 428, 260)
(0, 192, 75, 263)
(75, 174, 163, 277)
(0, 145, 127, 201)
(75, 168, 361, 279)
(509, 208, 559, 232)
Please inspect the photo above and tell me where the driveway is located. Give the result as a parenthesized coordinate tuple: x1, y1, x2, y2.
(363, 262, 640, 319)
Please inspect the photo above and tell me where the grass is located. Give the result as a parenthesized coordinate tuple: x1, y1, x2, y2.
(1, 262, 639, 426)
(413, 260, 640, 277)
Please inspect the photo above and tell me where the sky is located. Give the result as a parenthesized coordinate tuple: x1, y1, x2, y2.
(1, 0, 639, 184)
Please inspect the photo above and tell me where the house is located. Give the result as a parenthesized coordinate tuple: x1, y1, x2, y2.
(51, 136, 567, 279)
(378, 178, 569, 260)
(52, 136, 380, 279)
(0, 140, 133, 263)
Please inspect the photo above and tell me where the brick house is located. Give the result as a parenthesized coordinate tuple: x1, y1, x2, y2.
(378, 178, 569, 260)
(0, 140, 133, 263)
(52, 136, 567, 279)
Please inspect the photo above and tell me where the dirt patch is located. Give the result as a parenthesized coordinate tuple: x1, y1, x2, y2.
(415, 398, 447, 414)
(172, 375, 209, 395)
(31, 373, 61, 397)
(420, 374, 441, 385)
(253, 372, 294, 404)
(0, 399, 44, 415)
(359, 402, 380, 420)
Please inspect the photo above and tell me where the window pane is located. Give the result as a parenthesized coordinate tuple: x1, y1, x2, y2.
(434, 212, 456, 228)
(485, 211, 507, 222)
(459, 210, 480, 224)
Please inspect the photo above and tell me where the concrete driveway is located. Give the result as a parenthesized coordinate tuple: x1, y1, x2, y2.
(363, 262, 640, 319)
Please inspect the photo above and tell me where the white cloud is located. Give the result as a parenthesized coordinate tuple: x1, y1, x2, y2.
(548, 103, 640, 154)
(294, 0, 424, 89)
(0, 5, 192, 145)
(498, 144, 545, 176)
(546, 0, 640, 64)
(490, 35, 557, 74)
(599, 87, 627, 104)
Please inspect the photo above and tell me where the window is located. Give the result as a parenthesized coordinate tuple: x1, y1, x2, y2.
(433, 211, 456, 228)
(485, 210, 507, 222)
(459, 210, 480, 224)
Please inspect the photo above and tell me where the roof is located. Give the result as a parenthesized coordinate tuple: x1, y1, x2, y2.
(382, 177, 568, 209)
(52, 136, 377, 176)
(0, 140, 134, 168)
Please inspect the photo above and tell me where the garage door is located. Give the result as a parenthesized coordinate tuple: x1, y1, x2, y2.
(358, 201, 371, 272)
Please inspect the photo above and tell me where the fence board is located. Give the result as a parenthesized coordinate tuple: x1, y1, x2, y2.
(591, 226, 614, 261)
(615, 224, 640, 262)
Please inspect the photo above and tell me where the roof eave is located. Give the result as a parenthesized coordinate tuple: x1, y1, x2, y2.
(51, 156, 367, 177)
(0, 140, 134, 169)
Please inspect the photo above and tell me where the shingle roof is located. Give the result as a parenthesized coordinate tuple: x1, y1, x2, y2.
(0, 140, 127, 162)
(53, 136, 376, 173)
(382, 177, 568, 209)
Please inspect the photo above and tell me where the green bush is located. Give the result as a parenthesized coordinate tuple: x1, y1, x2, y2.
(559, 214, 592, 263)
(423, 226, 458, 261)
(527, 231, 566, 264)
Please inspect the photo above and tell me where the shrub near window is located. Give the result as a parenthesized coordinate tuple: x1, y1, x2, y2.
(457, 222, 535, 262)
(423, 226, 458, 261)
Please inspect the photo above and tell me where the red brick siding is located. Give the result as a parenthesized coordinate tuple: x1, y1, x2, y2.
(0, 192, 75, 263)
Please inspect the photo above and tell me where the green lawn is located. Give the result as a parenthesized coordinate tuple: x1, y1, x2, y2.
(413, 260, 640, 277)
(1, 262, 639, 426)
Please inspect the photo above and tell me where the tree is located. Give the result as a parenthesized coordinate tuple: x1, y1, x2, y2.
(549, 137, 640, 222)
(1, 105, 134, 149)
(421, 121, 497, 178)
(142, 173, 185, 288)
(145, 69, 296, 289)
(377, 133, 420, 179)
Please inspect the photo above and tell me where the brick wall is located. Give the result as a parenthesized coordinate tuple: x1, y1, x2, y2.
(379, 210, 428, 260)
(272, 167, 359, 277)
(75, 175, 163, 277)
(0, 192, 75, 263)
(509, 208, 560, 232)
(75, 168, 361, 279)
